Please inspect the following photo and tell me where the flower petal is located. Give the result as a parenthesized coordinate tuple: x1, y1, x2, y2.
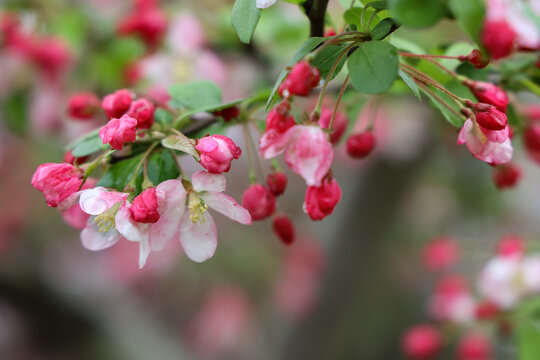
(256, 0, 278, 9)
(201, 191, 252, 225)
(80, 187, 127, 215)
(192, 171, 226, 193)
(138, 235, 151, 269)
(115, 203, 149, 243)
(179, 211, 217, 262)
(80, 217, 121, 251)
(259, 126, 301, 159)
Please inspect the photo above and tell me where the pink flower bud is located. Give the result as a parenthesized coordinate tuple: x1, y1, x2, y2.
(98, 115, 138, 150)
(346, 131, 376, 158)
(272, 215, 295, 245)
(214, 106, 240, 122)
(241, 184, 276, 221)
(401, 324, 442, 360)
(267, 172, 287, 196)
(475, 301, 500, 320)
(31, 163, 83, 207)
(279, 61, 320, 97)
(303, 178, 341, 221)
(130, 187, 160, 223)
(492, 163, 521, 190)
(127, 98, 155, 129)
(422, 236, 460, 271)
(195, 134, 241, 174)
(266, 102, 295, 133)
(456, 333, 492, 360)
(63, 150, 89, 165)
(481, 19, 517, 60)
(497, 234, 524, 258)
(28, 37, 71, 79)
(467, 81, 509, 113)
(102, 89, 133, 118)
(459, 49, 489, 69)
(524, 124, 540, 151)
(118, 7, 167, 49)
(318, 107, 348, 144)
(473, 104, 508, 131)
(435, 274, 469, 297)
(67, 92, 101, 120)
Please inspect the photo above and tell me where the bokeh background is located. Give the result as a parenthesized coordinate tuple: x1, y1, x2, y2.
(1, 0, 538, 359)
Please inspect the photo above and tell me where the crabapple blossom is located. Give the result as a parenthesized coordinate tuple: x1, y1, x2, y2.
(195, 134, 241, 174)
(472, 103, 507, 131)
(241, 184, 276, 221)
(117, 0, 168, 49)
(98, 115, 138, 150)
(346, 131, 376, 159)
(28, 37, 71, 79)
(318, 106, 348, 144)
(401, 324, 442, 360)
(266, 172, 287, 196)
(60, 178, 97, 230)
(422, 236, 460, 271)
(457, 118, 513, 165)
(256, 0, 277, 9)
(102, 89, 133, 118)
(272, 215, 295, 245)
(466, 81, 508, 113)
(456, 333, 492, 360)
(481, 19, 517, 59)
(303, 177, 342, 221)
(492, 163, 521, 190)
(429, 275, 475, 324)
(127, 98, 155, 129)
(474, 301, 500, 320)
(31, 163, 84, 207)
(67, 92, 101, 120)
(260, 125, 334, 186)
(497, 235, 524, 259)
(130, 187, 160, 223)
(279, 61, 320, 97)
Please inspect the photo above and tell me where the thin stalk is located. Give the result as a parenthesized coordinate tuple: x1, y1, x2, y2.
(244, 123, 265, 182)
(422, 57, 460, 79)
(400, 64, 465, 105)
(329, 75, 349, 131)
(124, 141, 159, 191)
(366, 9, 381, 31)
(242, 123, 261, 184)
(416, 81, 464, 120)
(168, 149, 186, 179)
(399, 52, 461, 60)
(82, 149, 114, 181)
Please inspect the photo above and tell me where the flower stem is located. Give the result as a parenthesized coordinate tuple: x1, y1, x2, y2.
(329, 75, 349, 132)
(400, 64, 465, 105)
(415, 81, 465, 120)
(124, 141, 159, 192)
(399, 52, 461, 60)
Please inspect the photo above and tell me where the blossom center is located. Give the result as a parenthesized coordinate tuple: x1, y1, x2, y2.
(93, 202, 121, 233)
(188, 191, 208, 224)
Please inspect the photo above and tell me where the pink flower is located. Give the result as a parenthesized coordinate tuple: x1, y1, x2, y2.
(127, 98, 155, 129)
(466, 81, 509, 113)
(457, 118, 513, 165)
(422, 236, 460, 271)
(195, 134, 241, 174)
(31, 163, 84, 207)
(401, 325, 442, 360)
(116, 171, 251, 267)
(429, 275, 475, 324)
(67, 92, 101, 120)
(99, 115, 138, 150)
(260, 125, 334, 186)
(60, 178, 97, 230)
(497, 235, 524, 259)
(266, 172, 287, 196)
(279, 61, 320, 97)
(318, 106, 348, 144)
(241, 184, 276, 221)
(303, 177, 342, 221)
(266, 102, 295, 133)
(346, 131, 376, 159)
(456, 333, 492, 360)
(117, 3, 168, 49)
(272, 215, 295, 245)
(256, 0, 278, 9)
(478, 256, 522, 309)
(524, 124, 540, 164)
(28, 37, 71, 79)
(101, 89, 133, 118)
(78, 187, 129, 251)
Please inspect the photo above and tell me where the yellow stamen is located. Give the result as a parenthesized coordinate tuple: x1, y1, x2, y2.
(93, 202, 121, 233)
(188, 191, 208, 224)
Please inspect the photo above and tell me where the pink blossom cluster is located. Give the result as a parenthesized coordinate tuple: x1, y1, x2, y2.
(401, 235, 539, 360)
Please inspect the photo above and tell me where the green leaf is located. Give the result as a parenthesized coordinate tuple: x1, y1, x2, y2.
(98, 154, 143, 191)
(266, 37, 326, 110)
(448, 0, 485, 45)
(154, 108, 173, 125)
(311, 45, 347, 80)
(390, 0, 447, 28)
(439, 42, 476, 70)
(398, 69, 420, 99)
(174, 99, 245, 123)
(347, 41, 399, 94)
(71, 133, 108, 157)
(168, 80, 223, 110)
(231, 0, 261, 44)
(516, 298, 540, 360)
(146, 149, 181, 185)
(369, 0, 388, 10)
(344, 7, 364, 28)
(419, 87, 465, 127)
(162, 133, 200, 161)
(507, 104, 525, 130)
(1, 90, 28, 135)
(370, 17, 397, 40)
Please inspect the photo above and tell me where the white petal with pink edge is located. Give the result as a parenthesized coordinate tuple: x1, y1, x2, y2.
(200, 191, 251, 225)
(150, 179, 187, 251)
(80, 187, 128, 215)
(192, 171, 226, 193)
(80, 218, 121, 251)
(178, 211, 217, 263)
(256, 0, 277, 9)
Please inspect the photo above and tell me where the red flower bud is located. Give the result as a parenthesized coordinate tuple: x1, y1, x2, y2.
(401, 324, 442, 360)
(318, 107, 348, 144)
(279, 61, 320, 97)
(304, 178, 341, 221)
(466, 81, 508, 113)
(456, 333, 492, 360)
(118, 6, 167, 49)
(130, 187, 160, 223)
(67, 92, 101, 120)
(266, 102, 296, 133)
(241, 184, 276, 221)
(346, 131, 376, 158)
(102, 89, 133, 118)
(28, 37, 71, 79)
(497, 234, 524, 258)
(127, 98, 155, 129)
(98, 115, 138, 150)
(63, 150, 90, 165)
(459, 49, 489, 69)
(481, 19, 517, 60)
(195, 135, 241, 174)
(422, 236, 460, 271)
(215, 106, 240, 122)
(325, 28, 336, 37)
(492, 163, 521, 190)
(475, 301, 500, 320)
(267, 172, 287, 196)
(272, 215, 295, 245)
(473, 104, 508, 131)
(524, 124, 540, 151)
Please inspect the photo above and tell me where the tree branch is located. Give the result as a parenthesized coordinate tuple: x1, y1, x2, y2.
(303, 0, 330, 37)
